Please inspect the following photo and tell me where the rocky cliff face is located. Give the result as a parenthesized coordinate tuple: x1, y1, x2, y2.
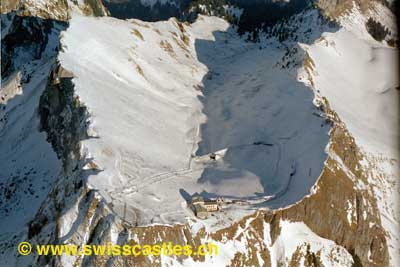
(27, 63, 110, 266)
(316, 0, 389, 17)
(0, 0, 70, 20)
(316, 0, 398, 44)
(0, 0, 109, 21)
(1, 14, 66, 76)
(39, 64, 89, 173)
(1, 0, 398, 266)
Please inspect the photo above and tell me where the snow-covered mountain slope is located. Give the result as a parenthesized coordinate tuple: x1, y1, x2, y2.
(298, 2, 399, 266)
(299, 0, 399, 157)
(0, 13, 66, 227)
(300, 30, 398, 157)
(58, 13, 331, 226)
(0, 61, 62, 234)
(0, 14, 66, 260)
(0, 0, 398, 266)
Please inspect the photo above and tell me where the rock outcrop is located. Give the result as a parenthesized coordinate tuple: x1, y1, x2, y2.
(0, 0, 108, 21)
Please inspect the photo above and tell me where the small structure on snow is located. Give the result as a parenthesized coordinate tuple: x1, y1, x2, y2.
(190, 196, 224, 219)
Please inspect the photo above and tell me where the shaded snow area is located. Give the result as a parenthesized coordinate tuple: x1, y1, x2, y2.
(0, 58, 62, 233)
(59, 14, 330, 225)
(0, 62, 61, 237)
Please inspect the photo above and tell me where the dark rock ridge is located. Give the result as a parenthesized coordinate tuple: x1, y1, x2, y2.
(39, 64, 90, 173)
(1, 14, 67, 76)
(31, 63, 106, 266)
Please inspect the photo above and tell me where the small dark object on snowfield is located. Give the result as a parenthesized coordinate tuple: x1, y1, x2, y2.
(253, 141, 273, 146)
